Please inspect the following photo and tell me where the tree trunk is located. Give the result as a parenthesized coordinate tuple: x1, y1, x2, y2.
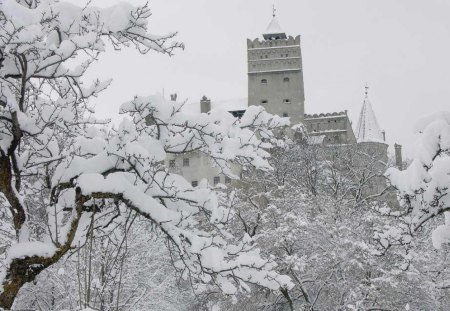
(0, 256, 54, 309)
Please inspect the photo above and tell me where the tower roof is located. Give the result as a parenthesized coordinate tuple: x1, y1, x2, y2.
(263, 17, 287, 40)
(355, 87, 385, 143)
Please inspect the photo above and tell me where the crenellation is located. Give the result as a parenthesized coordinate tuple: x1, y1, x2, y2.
(247, 35, 301, 49)
(304, 111, 348, 119)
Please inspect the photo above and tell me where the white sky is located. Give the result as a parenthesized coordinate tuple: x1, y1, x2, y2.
(80, 0, 450, 157)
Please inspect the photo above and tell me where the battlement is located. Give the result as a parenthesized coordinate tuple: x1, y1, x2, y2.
(247, 35, 300, 49)
(304, 111, 348, 120)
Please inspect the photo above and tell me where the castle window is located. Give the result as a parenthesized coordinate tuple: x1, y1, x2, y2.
(191, 180, 198, 187)
(169, 159, 175, 168)
(261, 100, 268, 105)
(283, 113, 288, 117)
(283, 99, 291, 104)
(213, 176, 220, 185)
(283, 77, 290, 82)
(261, 79, 267, 84)
(225, 176, 231, 184)
(183, 158, 189, 167)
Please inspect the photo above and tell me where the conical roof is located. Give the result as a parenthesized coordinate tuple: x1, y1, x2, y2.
(263, 17, 287, 40)
(355, 94, 385, 143)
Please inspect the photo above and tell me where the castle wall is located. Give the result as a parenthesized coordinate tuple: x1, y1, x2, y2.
(304, 112, 357, 145)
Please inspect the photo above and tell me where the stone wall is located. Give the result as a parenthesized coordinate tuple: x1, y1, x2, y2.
(304, 111, 357, 145)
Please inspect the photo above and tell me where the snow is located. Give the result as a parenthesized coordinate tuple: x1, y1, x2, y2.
(355, 97, 385, 143)
(432, 212, 450, 249)
(0, 0, 295, 301)
(386, 111, 450, 247)
(7, 242, 57, 261)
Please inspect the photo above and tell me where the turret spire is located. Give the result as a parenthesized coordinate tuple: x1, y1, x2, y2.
(263, 6, 287, 40)
(355, 85, 385, 143)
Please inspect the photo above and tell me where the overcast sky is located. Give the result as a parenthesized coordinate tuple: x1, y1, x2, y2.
(81, 0, 450, 156)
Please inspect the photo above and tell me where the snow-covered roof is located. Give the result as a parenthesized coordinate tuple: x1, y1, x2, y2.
(211, 98, 248, 112)
(355, 96, 385, 143)
(263, 17, 287, 40)
(183, 98, 248, 113)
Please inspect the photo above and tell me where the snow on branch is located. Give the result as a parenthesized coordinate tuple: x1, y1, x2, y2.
(386, 112, 450, 248)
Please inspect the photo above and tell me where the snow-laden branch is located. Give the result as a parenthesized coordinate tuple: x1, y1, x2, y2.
(386, 112, 450, 248)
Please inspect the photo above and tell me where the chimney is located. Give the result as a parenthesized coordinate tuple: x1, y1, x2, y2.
(382, 130, 386, 142)
(200, 95, 211, 113)
(394, 143, 403, 170)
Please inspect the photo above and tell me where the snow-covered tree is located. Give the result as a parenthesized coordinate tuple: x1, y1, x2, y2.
(386, 112, 450, 248)
(0, 1, 293, 308)
(215, 140, 442, 310)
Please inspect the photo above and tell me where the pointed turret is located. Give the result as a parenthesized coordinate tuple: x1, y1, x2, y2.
(263, 7, 287, 40)
(355, 86, 385, 143)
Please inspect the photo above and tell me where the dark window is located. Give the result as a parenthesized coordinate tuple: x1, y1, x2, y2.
(261, 100, 268, 105)
(283, 99, 291, 104)
(191, 181, 198, 187)
(283, 113, 288, 117)
(225, 176, 231, 184)
(283, 77, 290, 82)
(169, 159, 175, 168)
(261, 79, 267, 84)
(183, 158, 189, 167)
(213, 176, 220, 185)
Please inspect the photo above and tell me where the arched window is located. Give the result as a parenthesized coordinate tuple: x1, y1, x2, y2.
(283, 77, 290, 82)
(261, 79, 267, 84)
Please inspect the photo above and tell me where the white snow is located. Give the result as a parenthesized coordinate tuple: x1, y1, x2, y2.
(432, 212, 450, 249)
(7, 242, 56, 261)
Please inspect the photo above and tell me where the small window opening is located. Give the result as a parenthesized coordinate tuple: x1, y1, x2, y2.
(283, 77, 290, 82)
(191, 181, 198, 187)
(261, 79, 267, 84)
(283, 113, 288, 117)
(261, 100, 268, 105)
(169, 160, 175, 168)
(183, 158, 189, 167)
(213, 176, 220, 185)
(225, 176, 231, 184)
(283, 99, 291, 104)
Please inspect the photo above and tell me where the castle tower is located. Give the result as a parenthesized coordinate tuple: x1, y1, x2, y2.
(247, 12, 305, 125)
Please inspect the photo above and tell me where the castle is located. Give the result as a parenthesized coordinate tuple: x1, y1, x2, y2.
(166, 14, 402, 187)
